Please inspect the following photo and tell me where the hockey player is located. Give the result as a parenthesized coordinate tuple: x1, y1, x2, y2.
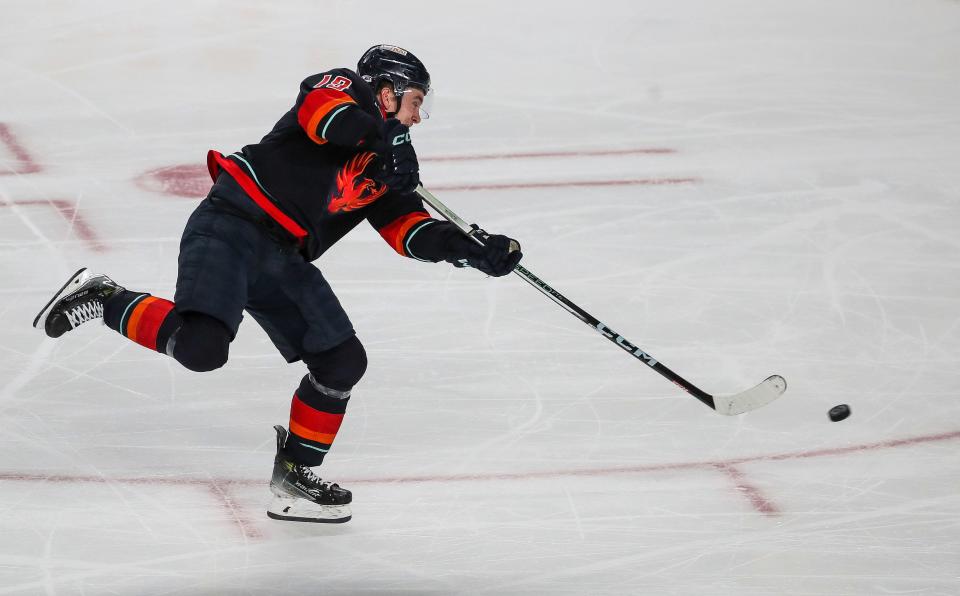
(32, 44, 522, 523)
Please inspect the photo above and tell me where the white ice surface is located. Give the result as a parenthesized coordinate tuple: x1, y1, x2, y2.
(1, 1, 959, 594)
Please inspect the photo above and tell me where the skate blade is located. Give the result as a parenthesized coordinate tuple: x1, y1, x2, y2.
(266, 496, 351, 524)
(32, 267, 88, 329)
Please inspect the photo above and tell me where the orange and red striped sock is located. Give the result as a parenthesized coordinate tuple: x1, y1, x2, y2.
(285, 375, 351, 466)
(105, 291, 181, 353)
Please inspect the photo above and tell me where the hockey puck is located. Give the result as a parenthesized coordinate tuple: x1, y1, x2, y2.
(828, 404, 851, 422)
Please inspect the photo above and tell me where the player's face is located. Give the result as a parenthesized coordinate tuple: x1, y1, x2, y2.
(394, 88, 425, 127)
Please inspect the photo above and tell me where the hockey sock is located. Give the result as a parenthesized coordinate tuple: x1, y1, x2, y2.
(103, 290, 181, 354)
(285, 374, 351, 466)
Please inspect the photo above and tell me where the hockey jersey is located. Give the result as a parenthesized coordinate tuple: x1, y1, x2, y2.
(206, 68, 441, 262)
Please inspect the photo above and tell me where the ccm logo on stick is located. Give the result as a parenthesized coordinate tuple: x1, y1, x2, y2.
(596, 322, 658, 366)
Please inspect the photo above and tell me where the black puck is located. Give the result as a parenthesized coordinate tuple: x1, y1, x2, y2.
(828, 404, 851, 422)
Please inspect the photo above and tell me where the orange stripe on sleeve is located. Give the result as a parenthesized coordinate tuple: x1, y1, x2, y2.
(377, 212, 432, 255)
(304, 97, 355, 144)
(297, 89, 356, 144)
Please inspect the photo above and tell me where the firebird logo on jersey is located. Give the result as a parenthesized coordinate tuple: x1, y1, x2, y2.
(327, 152, 388, 214)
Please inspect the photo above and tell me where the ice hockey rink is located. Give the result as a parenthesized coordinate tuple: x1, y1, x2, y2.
(2, 0, 959, 594)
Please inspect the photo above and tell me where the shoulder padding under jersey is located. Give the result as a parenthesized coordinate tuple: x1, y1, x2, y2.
(296, 69, 382, 147)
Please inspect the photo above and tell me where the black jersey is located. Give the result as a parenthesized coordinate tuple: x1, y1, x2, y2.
(206, 68, 438, 262)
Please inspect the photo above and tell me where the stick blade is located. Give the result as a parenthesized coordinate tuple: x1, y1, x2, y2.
(713, 375, 787, 416)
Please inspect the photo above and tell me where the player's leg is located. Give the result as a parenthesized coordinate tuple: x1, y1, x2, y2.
(165, 199, 254, 370)
(248, 258, 364, 463)
(163, 312, 232, 372)
(245, 258, 363, 522)
(283, 336, 367, 466)
(34, 200, 252, 372)
(34, 268, 186, 353)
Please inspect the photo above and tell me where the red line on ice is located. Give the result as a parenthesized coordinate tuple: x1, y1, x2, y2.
(422, 147, 677, 162)
(1, 430, 957, 527)
(713, 463, 780, 516)
(2, 429, 956, 487)
(135, 146, 690, 198)
(351, 429, 960, 485)
(208, 480, 263, 541)
(136, 164, 210, 199)
(430, 177, 699, 192)
(1, 199, 106, 252)
(0, 123, 42, 175)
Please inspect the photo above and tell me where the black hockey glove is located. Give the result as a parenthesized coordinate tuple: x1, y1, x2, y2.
(371, 119, 419, 194)
(447, 226, 523, 277)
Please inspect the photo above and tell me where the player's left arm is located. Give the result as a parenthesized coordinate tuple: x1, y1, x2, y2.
(367, 195, 522, 277)
(365, 193, 437, 261)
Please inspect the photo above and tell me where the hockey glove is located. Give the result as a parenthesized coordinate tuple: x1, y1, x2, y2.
(371, 119, 419, 194)
(447, 227, 523, 277)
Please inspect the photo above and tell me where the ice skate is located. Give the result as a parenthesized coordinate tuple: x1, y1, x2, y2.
(267, 425, 352, 523)
(33, 268, 123, 338)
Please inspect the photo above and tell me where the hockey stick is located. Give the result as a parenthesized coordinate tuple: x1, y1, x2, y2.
(415, 185, 786, 416)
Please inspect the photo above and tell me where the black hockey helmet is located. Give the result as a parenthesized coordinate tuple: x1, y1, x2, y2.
(357, 44, 431, 98)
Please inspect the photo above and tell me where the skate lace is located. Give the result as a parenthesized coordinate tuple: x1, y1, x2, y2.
(300, 465, 339, 492)
(65, 300, 103, 328)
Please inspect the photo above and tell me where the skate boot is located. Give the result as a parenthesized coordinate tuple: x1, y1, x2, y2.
(33, 268, 123, 338)
(267, 425, 352, 523)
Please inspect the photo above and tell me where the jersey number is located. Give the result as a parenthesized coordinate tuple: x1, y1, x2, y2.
(313, 75, 352, 91)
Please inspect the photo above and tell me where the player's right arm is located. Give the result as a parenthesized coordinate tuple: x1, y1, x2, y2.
(295, 69, 382, 148)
